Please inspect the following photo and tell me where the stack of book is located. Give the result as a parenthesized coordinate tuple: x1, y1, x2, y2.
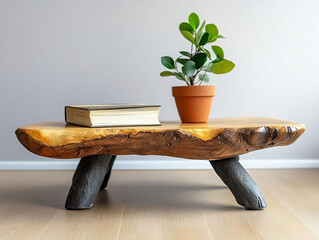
(65, 104, 161, 127)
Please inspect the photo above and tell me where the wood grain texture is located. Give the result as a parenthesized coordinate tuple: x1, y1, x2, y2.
(15, 117, 305, 160)
(1, 170, 318, 240)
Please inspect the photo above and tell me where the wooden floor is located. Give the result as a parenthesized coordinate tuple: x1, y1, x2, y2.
(0, 169, 318, 240)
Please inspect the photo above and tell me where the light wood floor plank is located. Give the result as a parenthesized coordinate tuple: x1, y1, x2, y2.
(196, 169, 319, 240)
(253, 169, 319, 238)
(32, 171, 128, 240)
(183, 170, 262, 240)
(0, 169, 318, 240)
(117, 171, 212, 240)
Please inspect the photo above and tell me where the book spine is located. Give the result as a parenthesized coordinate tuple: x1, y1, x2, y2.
(64, 106, 67, 123)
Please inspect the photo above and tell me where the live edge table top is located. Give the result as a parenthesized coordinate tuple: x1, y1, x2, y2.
(15, 117, 305, 160)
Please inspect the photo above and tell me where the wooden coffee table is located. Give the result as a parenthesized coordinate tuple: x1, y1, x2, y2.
(15, 117, 305, 210)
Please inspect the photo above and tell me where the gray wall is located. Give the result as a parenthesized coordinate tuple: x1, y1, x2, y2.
(1, 0, 319, 162)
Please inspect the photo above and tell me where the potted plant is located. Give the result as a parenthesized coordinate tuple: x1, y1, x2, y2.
(160, 12, 235, 123)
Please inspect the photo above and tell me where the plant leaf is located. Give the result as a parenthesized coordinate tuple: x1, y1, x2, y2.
(161, 56, 175, 69)
(195, 21, 206, 46)
(207, 36, 217, 43)
(207, 34, 225, 43)
(176, 58, 189, 65)
(208, 59, 235, 74)
(199, 73, 210, 83)
(204, 62, 213, 71)
(182, 60, 196, 76)
(205, 24, 218, 40)
(188, 12, 200, 30)
(198, 32, 209, 46)
(179, 22, 194, 33)
(174, 72, 186, 80)
(199, 47, 212, 60)
(160, 71, 175, 77)
(181, 31, 195, 44)
(211, 45, 224, 59)
(191, 53, 207, 69)
(211, 58, 223, 64)
(179, 51, 192, 57)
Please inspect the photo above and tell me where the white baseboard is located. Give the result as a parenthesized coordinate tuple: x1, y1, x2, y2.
(0, 159, 319, 170)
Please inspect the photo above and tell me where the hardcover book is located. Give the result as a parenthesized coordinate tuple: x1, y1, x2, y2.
(65, 104, 161, 127)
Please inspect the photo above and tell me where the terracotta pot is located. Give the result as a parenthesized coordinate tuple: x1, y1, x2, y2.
(172, 85, 215, 123)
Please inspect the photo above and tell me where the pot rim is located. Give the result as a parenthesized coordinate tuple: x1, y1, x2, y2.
(172, 85, 215, 88)
(172, 85, 215, 97)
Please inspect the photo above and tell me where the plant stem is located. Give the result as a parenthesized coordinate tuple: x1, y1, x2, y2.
(194, 78, 201, 85)
(189, 76, 194, 86)
(199, 68, 208, 86)
(193, 68, 202, 80)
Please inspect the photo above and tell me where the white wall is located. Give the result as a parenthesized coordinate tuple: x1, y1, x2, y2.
(1, 0, 319, 164)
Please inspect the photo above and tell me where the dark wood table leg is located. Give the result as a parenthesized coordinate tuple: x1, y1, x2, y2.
(100, 155, 116, 190)
(210, 156, 267, 210)
(65, 154, 114, 210)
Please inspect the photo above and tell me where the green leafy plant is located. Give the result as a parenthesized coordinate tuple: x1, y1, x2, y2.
(160, 13, 235, 86)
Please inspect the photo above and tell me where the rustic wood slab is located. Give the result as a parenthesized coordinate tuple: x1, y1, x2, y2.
(15, 117, 305, 210)
(15, 117, 305, 160)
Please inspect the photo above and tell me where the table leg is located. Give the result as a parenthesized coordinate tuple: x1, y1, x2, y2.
(100, 155, 116, 190)
(209, 156, 267, 210)
(65, 154, 113, 210)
